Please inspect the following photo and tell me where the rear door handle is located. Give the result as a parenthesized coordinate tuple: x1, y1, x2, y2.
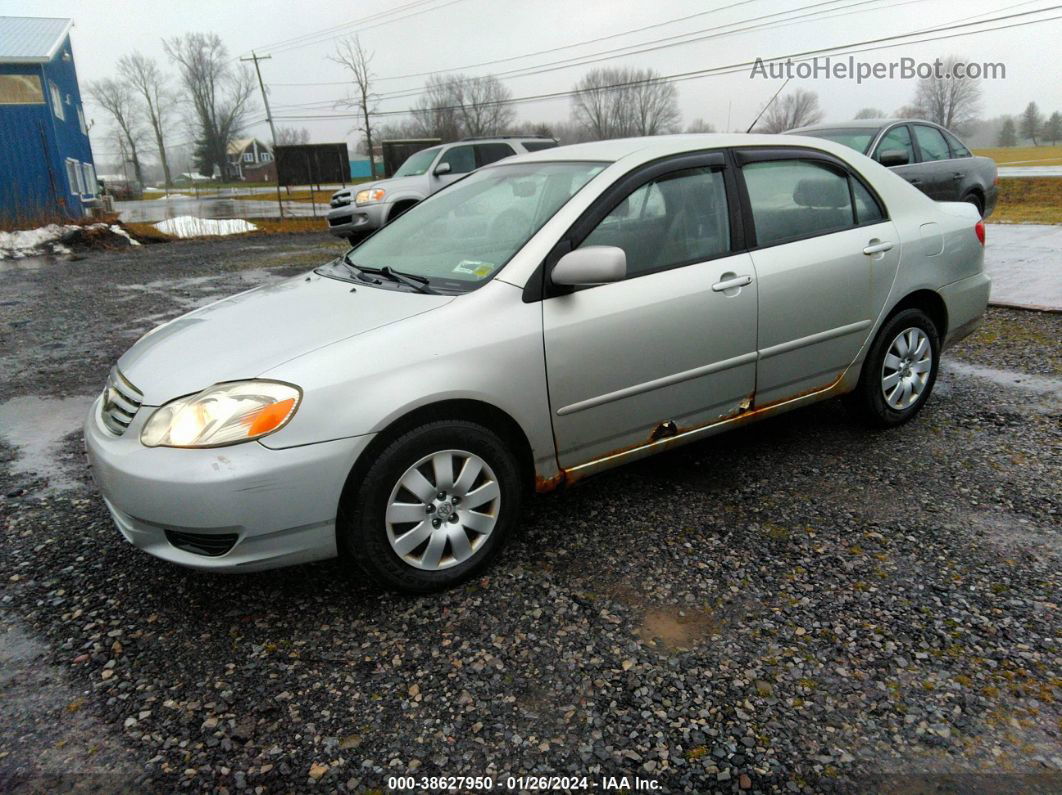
(952, 172, 965, 180)
(863, 241, 895, 255)
(906, 177, 921, 184)
(711, 274, 753, 292)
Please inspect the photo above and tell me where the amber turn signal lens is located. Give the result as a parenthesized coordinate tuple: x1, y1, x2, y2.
(246, 397, 296, 436)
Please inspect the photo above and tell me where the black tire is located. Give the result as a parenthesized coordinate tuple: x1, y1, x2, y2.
(844, 308, 941, 428)
(387, 202, 416, 224)
(338, 420, 521, 592)
(963, 191, 985, 218)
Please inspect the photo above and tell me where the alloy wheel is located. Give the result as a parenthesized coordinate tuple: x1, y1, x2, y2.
(384, 449, 501, 571)
(881, 326, 933, 410)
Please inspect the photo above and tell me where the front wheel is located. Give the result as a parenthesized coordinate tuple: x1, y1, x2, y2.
(339, 421, 522, 592)
(845, 308, 940, 427)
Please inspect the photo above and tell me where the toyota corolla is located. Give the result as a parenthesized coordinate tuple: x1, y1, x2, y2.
(84, 134, 989, 592)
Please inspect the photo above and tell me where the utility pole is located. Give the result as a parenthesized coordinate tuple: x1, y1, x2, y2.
(241, 51, 284, 218)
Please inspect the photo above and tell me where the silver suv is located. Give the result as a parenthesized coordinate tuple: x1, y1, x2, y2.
(326, 136, 557, 240)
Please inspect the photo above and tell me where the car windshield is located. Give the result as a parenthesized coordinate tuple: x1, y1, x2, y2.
(393, 147, 441, 177)
(342, 161, 606, 293)
(799, 128, 878, 154)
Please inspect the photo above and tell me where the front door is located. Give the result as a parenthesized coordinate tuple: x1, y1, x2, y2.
(542, 156, 758, 469)
(736, 150, 900, 406)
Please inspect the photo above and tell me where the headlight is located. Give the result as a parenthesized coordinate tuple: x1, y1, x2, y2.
(355, 188, 386, 205)
(141, 381, 301, 448)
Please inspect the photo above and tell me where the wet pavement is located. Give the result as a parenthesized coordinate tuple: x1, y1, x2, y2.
(115, 195, 332, 223)
(984, 224, 1062, 311)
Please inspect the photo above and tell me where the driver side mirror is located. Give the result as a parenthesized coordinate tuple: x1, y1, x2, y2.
(878, 149, 910, 167)
(434, 162, 452, 176)
(551, 246, 627, 287)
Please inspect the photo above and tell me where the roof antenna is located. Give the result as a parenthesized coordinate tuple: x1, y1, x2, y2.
(746, 77, 791, 133)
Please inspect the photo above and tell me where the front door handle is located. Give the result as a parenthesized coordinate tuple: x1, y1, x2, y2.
(863, 241, 895, 255)
(711, 274, 753, 292)
(952, 172, 965, 180)
(906, 177, 921, 184)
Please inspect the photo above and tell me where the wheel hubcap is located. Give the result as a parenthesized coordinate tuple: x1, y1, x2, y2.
(385, 449, 500, 571)
(881, 326, 932, 410)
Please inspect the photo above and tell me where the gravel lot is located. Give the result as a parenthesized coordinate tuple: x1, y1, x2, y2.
(0, 235, 1059, 793)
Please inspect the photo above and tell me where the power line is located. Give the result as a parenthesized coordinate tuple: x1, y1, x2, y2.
(265, 0, 898, 109)
(267, 7, 1062, 123)
(245, 0, 470, 58)
(262, 0, 1014, 109)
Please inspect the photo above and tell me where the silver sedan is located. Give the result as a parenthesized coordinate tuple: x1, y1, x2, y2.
(85, 134, 989, 592)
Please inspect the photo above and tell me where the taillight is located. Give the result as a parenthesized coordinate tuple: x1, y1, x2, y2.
(975, 220, 986, 246)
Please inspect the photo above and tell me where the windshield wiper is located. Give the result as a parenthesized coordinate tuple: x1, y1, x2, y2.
(352, 262, 437, 294)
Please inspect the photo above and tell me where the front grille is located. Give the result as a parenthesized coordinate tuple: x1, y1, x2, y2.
(330, 196, 351, 208)
(165, 530, 238, 557)
(101, 367, 143, 436)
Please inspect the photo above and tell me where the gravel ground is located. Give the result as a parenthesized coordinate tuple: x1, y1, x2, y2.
(0, 236, 1059, 793)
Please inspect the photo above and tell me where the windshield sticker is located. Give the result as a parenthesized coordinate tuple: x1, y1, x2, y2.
(453, 260, 495, 278)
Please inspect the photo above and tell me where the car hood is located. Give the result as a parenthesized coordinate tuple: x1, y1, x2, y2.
(118, 271, 453, 405)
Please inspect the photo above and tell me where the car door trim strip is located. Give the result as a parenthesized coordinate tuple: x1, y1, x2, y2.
(758, 320, 872, 361)
(556, 351, 758, 416)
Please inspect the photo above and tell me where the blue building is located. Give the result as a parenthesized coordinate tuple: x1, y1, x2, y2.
(0, 16, 97, 223)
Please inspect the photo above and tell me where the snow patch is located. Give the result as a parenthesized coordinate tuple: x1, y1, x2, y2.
(153, 216, 258, 238)
(0, 223, 141, 260)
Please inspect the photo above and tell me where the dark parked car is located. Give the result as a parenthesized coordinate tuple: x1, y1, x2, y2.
(789, 119, 997, 218)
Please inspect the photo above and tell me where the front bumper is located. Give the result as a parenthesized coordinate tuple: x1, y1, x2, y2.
(325, 201, 388, 239)
(84, 395, 373, 572)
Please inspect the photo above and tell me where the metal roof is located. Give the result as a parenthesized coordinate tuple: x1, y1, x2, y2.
(0, 16, 73, 64)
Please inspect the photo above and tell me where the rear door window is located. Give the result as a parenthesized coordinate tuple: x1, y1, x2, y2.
(474, 143, 516, 167)
(742, 160, 856, 246)
(913, 125, 951, 162)
(874, 125, 915, 165)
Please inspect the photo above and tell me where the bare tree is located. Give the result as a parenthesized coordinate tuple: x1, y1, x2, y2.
(450, 75, 515, 137)
(685, 118, 716, 133)
(757, 88, 824, 133)
(163, 33, 256, 178)
(330, 36, 379, 178)
(909, 56, 981, 132)
(571, 67, 681, 140)
(1044, 111, 1062, 146)
(117, 52, 174, 187)
(411, 74, 463, 141)
(854, 107, 886, 120)
(276, 126, 311, 145)
(87, 78, 147, 187)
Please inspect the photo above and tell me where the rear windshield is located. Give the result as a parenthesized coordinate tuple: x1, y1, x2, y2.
(797, 128, 877, 154)
(522, 140, 559, 152)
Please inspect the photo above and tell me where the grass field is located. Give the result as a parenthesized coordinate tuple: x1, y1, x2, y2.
(992, 176, 1062, 224)
(973, 145, 1062, 166)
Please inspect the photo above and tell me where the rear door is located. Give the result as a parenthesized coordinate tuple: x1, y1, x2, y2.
(474, 143, 516, 167)
(541, 152, 758, 468)
(910, 124, 958, 200)
(735, 148, 899, 406)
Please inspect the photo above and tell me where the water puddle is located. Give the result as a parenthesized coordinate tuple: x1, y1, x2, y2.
(941, 361, 1062, 398)
(0, 396, 95, 492)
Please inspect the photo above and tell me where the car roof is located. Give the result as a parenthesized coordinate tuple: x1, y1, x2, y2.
(791, 118, 952, 134)
(502, 132, 863, 165)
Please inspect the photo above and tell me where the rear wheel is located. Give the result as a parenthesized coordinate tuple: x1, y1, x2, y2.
(845, 308, 940, 427)
(963, 191, 985, 218)
(339, 421, 521, 592)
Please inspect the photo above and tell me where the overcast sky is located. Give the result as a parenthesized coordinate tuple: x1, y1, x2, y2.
(4, 0, 1061, 158)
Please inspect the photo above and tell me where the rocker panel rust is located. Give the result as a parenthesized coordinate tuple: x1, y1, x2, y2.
(534, 372, 846, 493)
